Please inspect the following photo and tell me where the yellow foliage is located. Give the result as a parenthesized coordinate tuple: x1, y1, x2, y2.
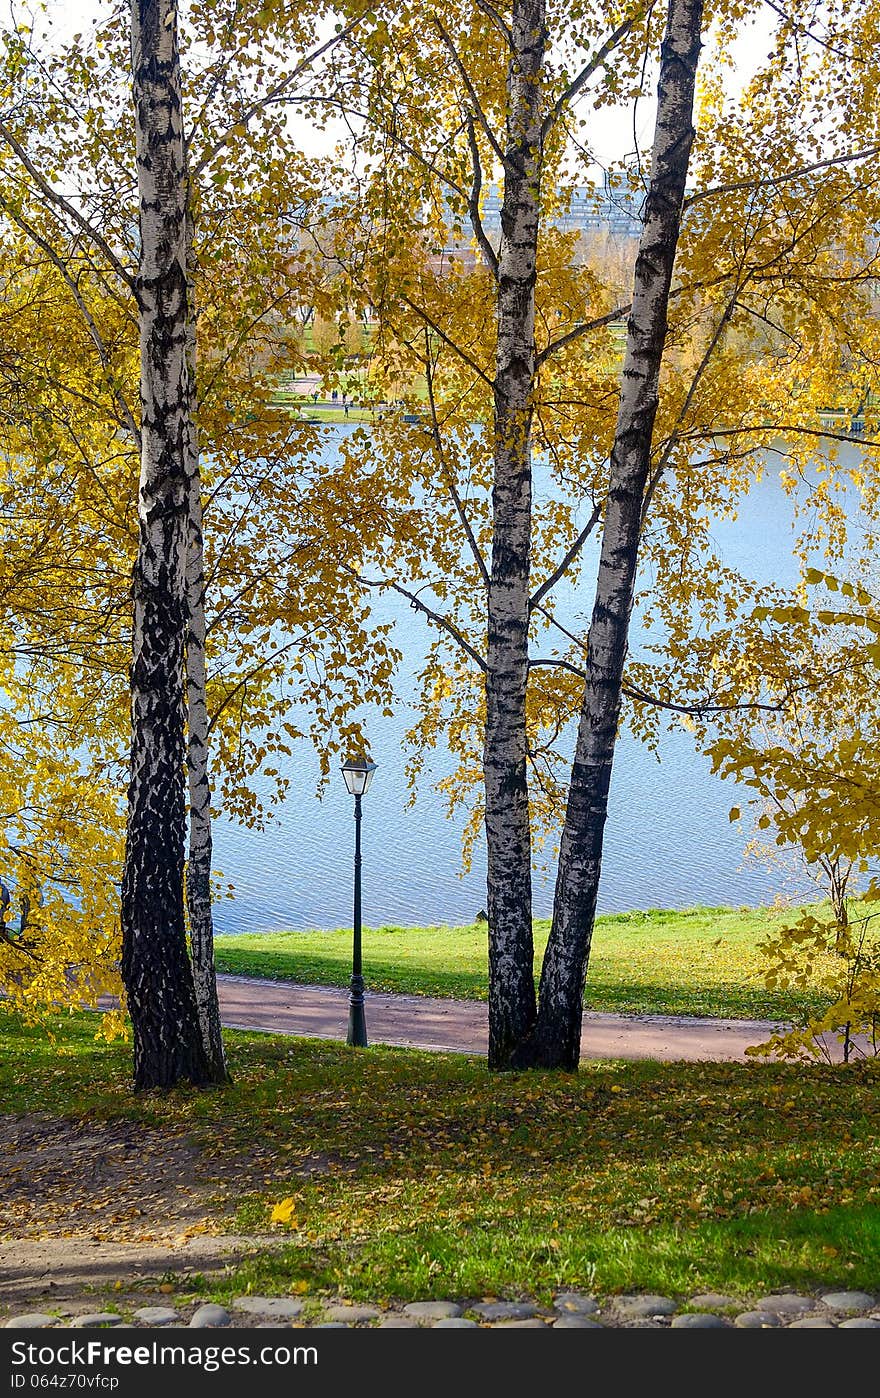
(748, 905, 880, 1063)
(270, 1196, 299, 1225)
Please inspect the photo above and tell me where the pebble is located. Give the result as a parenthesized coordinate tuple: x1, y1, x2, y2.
(131, 1307, 179, 1326)
(490, 1318, 549, 1328)
(689, 1293, 739, 1310)
(755, 1294, 816, 1315)
(554, 1292, 599, 1315)
(734, 1311, 782, 1328)
(6, 1286, 880, 1331)
(471, 1301, 540, 1321)
(821, 1291, 875, 1313)
(323, 1304, 382, 1324)
(613, 1295, 677, 1318)
(189, 1304, 231, 1328)
(670, 1313, 731, 1328)
(403, 1301, 463, 1320)
(553, 1316, 603, 1329)
(233, 1297, 303, 1321)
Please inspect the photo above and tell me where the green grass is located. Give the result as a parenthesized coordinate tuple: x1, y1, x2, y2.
(215, 903, 830, 1022)
(2, 1010, 879, 1304)
(269, 399, 375, 422)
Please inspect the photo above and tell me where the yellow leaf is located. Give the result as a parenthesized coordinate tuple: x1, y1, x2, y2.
(271, 1197, 298, 1225)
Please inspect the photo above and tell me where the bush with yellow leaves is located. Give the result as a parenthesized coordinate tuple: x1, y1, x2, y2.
(748, 899, 880, 1063)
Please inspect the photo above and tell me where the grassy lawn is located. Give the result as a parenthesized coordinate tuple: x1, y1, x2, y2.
(4, 1010, 877, 1304)
(269, 396, 390, 423)
(215, 903, 831, 1022)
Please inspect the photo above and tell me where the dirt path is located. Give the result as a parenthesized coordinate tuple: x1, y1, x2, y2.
(216, 974, 782, 1061)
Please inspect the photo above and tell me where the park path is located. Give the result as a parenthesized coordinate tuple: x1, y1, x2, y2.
(216, 974, 781, 1062)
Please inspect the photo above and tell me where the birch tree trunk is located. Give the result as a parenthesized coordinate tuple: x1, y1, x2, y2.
(183, 193, 229, 1081)
(511, 0, 705, 1070)
(483, 0, 547, 1069)
(121, 0, 215, 1090)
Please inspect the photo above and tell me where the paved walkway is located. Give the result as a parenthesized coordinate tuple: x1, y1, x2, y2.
(216, 974, 782, 1062)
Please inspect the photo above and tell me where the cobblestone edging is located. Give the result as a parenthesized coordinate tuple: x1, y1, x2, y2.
(5, 1289, 880, 1330)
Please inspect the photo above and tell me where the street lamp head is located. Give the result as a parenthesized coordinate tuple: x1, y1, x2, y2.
(341, 754, 378, 797)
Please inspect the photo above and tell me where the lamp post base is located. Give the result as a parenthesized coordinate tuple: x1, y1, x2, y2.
(347, 974, 368, 1047)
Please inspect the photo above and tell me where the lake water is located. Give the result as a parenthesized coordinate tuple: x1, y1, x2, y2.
(211, 436, 866, 933)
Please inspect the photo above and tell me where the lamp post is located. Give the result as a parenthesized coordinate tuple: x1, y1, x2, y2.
(340, 754, 377, 1047)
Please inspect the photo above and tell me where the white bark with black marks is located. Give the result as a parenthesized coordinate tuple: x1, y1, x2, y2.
(512, 0, 705, 1069)
(184, 195, 228, 1082)
(121, 0, 216, 1089)
(483, 0, 547, 1069)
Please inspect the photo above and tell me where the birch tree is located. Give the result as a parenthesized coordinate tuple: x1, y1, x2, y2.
(483, 0, 546, 1066)
(0, 3, 394, 1069)
(122, 0, 213, 1088)
(511, 0, 704, 1068)
(320, 0, 880, 1068)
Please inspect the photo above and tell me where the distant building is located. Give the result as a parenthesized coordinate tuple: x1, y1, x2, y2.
(470, 173, 643, 239)
(431, 171, 643, 275)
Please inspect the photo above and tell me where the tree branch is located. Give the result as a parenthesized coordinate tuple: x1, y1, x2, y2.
(465, 115, 499, 279)
(472, 0, 515, 51)
(400, 293, 495, 387)
(432, 18, 508, 171)
(685, 423, 880, 448)
(0, 122, 136, 294)
(529, 499, 603, 608)
(1, 200, 141, 446)
(540, 13, 640, 143)
(423, 331, 490, 587)
(683, 145, 880, 212)
(642, 280, 743, 520)
(191, 16, 365, 177)
(352, 567, 487, 672)
(528, 658, 790, 714)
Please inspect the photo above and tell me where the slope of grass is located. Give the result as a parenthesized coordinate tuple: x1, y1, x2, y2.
(2, 1010, 879, 1304)
(215, 903, 828, 1021)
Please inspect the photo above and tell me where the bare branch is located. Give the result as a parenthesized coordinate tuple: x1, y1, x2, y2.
(0, 122, 136, 294)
